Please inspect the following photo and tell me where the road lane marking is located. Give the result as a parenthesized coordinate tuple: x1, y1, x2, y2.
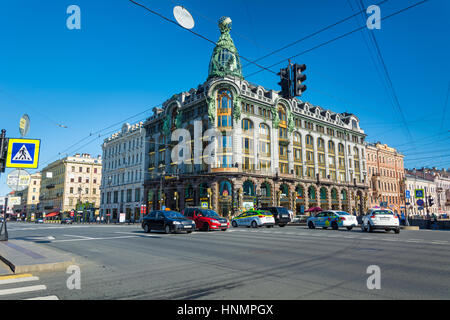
(0, 274, 33, 281)
(114, 232, 160, 237)
(25, 295, 59, 300)
(63, 234, 96, 239)
(51, 235, 139, 243)
(0, 276, 39, 285)
(0, 285, 46, 296)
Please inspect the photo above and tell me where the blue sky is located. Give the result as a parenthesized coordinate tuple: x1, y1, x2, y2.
(0, 0, 449, 195)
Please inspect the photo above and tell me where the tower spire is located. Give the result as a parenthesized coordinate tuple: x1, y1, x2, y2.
(208, 17, 243, 80)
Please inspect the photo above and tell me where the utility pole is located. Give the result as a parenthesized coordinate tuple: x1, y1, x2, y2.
(0, 129, 8, 241)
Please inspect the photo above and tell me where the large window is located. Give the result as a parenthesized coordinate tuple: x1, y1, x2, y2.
(217, 89, 233, 128)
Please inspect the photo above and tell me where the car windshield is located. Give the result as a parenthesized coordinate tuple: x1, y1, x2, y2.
(278, 207, 289, 214)
(371, 210, 394, 215)
(163, 211, 184, 219)
(201, 210, 220, 217)
(336, 212, 350, 215)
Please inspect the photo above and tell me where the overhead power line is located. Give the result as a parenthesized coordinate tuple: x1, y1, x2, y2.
(244, 0, 431, 79)
(242, 0, 389, 68)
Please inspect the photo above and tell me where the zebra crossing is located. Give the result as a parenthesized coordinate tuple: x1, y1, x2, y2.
(0, 273, 59, 300)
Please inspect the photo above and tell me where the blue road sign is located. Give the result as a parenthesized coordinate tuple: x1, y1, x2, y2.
(405, 190, 411, 199)
(5, 138, 40, 169)
(417, 199, 424, 207)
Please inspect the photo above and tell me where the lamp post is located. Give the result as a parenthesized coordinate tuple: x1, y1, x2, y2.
(0, 129, 8, 241)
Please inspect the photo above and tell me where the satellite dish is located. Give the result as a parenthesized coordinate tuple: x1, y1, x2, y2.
(19, 114, 30, 137)
(173, 6, 195, 30)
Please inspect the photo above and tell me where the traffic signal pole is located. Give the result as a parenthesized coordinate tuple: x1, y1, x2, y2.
(0, 129, 8, 241)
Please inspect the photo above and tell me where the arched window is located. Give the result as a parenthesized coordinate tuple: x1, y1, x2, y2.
(328, 141, 335, 153)
(338, 143, 345, 155)
(280, 184, 289, 197)
(278, 105, 287, 122)
(306, 135, 314, 149)
(260, 182, 271, 197)
(341, 189, 347, 201)
(241, 119, 254, 132)
(217, 89, 233, 128)
(219, 181, 232, 197)
(308, 186, 316, 200)
(293, 132, 302, 146)
(317, 138, 325, 151)
(243, 180, 255, 196)
(296, 185, 304, 198)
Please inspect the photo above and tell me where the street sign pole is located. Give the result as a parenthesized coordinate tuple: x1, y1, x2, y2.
(0, 129, 8, 241)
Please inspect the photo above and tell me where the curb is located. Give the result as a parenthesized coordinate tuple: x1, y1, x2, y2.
(0, 253, 75, 274)
(401, 226, 420, 230)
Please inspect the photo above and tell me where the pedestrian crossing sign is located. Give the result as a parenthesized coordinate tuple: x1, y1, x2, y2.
(5, 138, 40, 169)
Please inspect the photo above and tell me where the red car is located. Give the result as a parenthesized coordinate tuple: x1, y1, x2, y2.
(182, 208, 229, 231)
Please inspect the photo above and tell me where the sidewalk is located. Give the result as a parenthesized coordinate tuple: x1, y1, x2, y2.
(0, 240, 75, 275)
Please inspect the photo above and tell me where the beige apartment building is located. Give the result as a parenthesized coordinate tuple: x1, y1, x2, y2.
(366, 142, 406, 214)
(16, 172, 41, 217)
(39, 153, 102, 215)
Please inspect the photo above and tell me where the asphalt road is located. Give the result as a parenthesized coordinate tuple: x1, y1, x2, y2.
(1, 221, 450, 300)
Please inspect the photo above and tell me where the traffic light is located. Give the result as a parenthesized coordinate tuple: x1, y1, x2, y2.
(428, 197, 434, 207)
(292, 63, 307, 96)
(277, 67, 291, 99)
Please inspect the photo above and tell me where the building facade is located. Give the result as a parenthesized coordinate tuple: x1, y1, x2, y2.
(15, 172, 41, 217)
(39, 153, 102, 215)
(405, 171, 438, 216)
(100, 122, 146, 222)
(143, 17, 369, 218)
(366, 143, 406, 214)
(405, 168, 450, 216)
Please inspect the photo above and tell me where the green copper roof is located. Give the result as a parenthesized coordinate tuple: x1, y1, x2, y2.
(208, 17, 243, 80)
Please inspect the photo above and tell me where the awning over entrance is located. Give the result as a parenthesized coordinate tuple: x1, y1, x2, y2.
(45, 211, 60, 218)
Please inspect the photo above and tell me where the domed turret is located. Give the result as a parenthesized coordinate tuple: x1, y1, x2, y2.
(208, 17, 243, 80)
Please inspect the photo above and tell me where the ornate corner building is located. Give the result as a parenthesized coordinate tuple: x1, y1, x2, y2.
(143, 17, 369, 217)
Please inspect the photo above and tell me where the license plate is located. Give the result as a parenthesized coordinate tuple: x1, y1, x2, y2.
(183, 225, 191, 228)
(221, 223, 227, 227)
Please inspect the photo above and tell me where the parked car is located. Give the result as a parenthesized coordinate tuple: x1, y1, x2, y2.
(182, 207, 229, 231)
(61, 218, 73, 224)
(292, 215, 308, 223)
(231, 210, 275, 228)
(257, 207, 291, 226)
(361, 209, 400, 233)
(307, 211, 358, 230)
(35, 218, 44, 224)
(142, 210, 195, 234)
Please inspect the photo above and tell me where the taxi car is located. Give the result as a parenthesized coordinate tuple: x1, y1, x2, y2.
(307, 210, 358, 230)
(361, 209, 400, 233)
(231, 210, 275, 228)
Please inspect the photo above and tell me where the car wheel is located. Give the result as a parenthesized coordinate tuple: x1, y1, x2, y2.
(251, 221, 258, 228)
(232, 221, 238, 228)
(308, 221, 315, 229)
(361, 224, 367, 232)
(221, 228, 227, 231)
(332, 222, 339, 230)
(322, 227, 328, 230)
(164, 225, 171, 234)
(186, 230, 192, 234)
(368, 223, 374, 233)
(394, 228, 400, 234)
(279, 224, 286, 227)
(203, 223, 210, 232)
(346, 226, 353, 231)
(144, 224, 150, 233)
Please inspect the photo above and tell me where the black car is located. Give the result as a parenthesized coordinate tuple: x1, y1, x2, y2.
(61, 218, 73, 224)
(257, 207, 291, 227)
(142, 210, 195, 234)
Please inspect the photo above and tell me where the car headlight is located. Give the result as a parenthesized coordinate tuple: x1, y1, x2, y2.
(210, 219, 220, 224)
(172, 221, 181, 225)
